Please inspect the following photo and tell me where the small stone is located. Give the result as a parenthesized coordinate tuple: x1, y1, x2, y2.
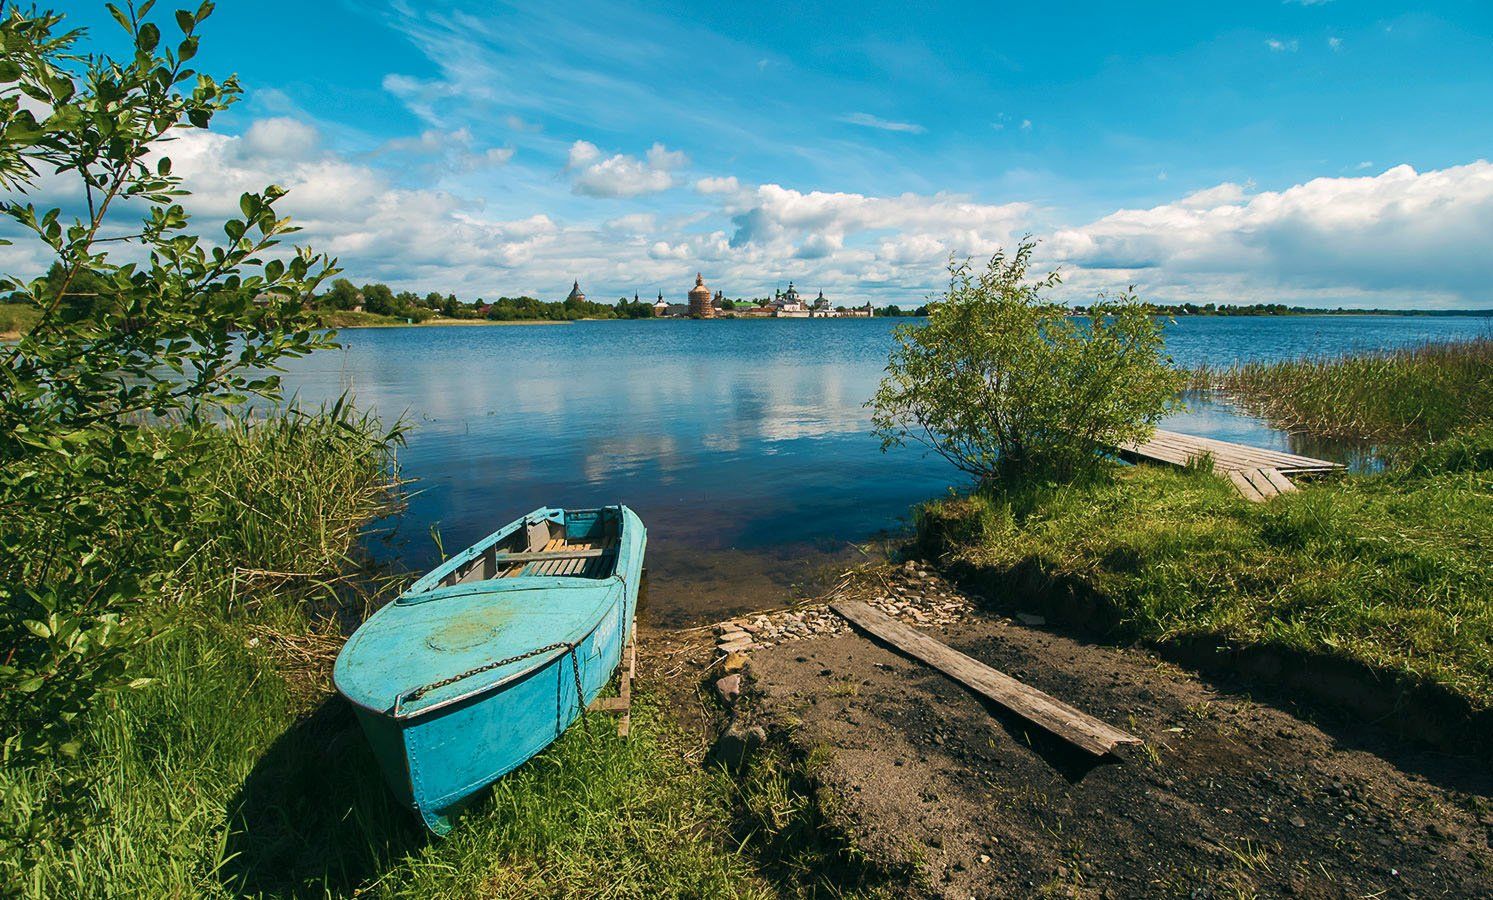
(1289, 815, 1307, 828)
(1015, 613, 1046, 626)
(720, 652, 749, 674)
(715, 673, 742, 706)
(718, 638, 754, 654)
(710, 723, 766, 770)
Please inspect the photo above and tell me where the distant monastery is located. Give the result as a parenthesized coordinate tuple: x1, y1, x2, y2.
(642, 276, 871, 319)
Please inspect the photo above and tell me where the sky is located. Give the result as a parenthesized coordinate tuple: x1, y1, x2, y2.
(35, 0, 1493, 307)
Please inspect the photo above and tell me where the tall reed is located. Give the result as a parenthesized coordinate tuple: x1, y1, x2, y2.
(1194, 337, 1493, 443)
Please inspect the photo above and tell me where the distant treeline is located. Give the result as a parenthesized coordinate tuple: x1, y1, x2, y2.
(1083, 301, 1493, 317)
(316, 279, 655, 321)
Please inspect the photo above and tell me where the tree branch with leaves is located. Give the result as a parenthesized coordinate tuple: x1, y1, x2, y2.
(0, 1, 341, 765)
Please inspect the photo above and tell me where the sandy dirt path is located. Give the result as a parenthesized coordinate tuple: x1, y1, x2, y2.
(737, 574, 1493, 898)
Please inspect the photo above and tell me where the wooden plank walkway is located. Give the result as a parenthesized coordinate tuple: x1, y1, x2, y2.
(1117, 428, 1342, 502)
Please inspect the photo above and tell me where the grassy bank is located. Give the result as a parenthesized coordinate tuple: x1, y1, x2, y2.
(919, 340, 1493, 727)
(1193, 336, 1493, 444)
(919, 440, 1493, 712)
(0, 409, 879, 897)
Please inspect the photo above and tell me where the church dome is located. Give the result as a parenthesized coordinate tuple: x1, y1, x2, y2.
(688, 273, 711, 301)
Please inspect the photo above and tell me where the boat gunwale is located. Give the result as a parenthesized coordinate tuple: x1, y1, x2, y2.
(400, 506, 559, 598)
(399, 505, 627, 601)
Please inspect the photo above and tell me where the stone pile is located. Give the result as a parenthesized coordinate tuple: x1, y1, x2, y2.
(711, 561, 976, 658)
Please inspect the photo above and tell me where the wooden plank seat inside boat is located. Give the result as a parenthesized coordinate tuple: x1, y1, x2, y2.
(503, 534, 619, 578)
(439, 513, 622, 586)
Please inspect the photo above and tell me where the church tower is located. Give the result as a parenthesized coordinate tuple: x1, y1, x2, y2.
(687, 273, 715, 318)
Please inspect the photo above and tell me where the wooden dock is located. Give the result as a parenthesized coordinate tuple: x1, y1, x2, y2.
(1117, 428, 1343, 502)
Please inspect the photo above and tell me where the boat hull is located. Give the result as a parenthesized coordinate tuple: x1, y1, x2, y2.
(336, 505, 644, 834)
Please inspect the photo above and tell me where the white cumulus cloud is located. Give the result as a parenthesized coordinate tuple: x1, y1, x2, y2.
(567, 141, 687, 198)
(1047, 161, 1493, 304)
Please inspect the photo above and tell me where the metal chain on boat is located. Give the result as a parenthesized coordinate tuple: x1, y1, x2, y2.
(403, 640, 585, 714)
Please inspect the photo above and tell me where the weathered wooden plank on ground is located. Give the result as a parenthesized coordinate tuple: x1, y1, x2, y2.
(1258, 467, 1298, 494)
(1247, 467, 1282, 500)
(830, 601, 1141, 757)
(1227, 469, 1268, 502)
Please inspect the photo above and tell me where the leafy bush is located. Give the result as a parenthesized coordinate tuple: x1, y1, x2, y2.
(0, 3, 338, 765)
(870, 240, 1183, 482)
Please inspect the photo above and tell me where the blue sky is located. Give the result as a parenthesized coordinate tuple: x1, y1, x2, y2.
(46, 0, 1493, 306)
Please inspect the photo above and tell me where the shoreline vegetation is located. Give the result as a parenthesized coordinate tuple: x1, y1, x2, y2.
(918, 336, 1493, 741)
(0, 7, 856, 895)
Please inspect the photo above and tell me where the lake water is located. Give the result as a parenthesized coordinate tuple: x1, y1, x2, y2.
(278, 314, 1488, 625)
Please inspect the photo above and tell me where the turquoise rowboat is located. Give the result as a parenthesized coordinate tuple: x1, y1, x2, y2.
(334, 505, 645, 835)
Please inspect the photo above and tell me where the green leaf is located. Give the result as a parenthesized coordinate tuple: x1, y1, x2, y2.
(106, 3, 132, 32)
(138, 22, 161, 52)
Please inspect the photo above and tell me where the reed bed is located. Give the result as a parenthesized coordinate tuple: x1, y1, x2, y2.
(169, 404, 409, 627)
(1191, 337, 1493, 444)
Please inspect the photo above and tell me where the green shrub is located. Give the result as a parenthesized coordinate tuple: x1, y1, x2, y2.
(870, 241, 1183, 482)
(0, 3, 338, 767)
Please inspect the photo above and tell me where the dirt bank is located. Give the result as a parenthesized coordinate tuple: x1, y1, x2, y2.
(724, 571, 1493, 898)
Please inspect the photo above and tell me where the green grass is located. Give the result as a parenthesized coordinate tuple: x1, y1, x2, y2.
(1192, 336, 1493, 444)
(0, 303, 40, 336)
(0, 620, 795, 897)
(0, 408, 885, 897)
(917, 431, 1493, 711)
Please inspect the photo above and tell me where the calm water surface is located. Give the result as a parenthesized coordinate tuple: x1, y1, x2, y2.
(277, 314, 1488, 624)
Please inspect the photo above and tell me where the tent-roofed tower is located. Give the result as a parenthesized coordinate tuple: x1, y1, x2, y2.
(687, 273, 714, 318)
(566, 280, 585, 304)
